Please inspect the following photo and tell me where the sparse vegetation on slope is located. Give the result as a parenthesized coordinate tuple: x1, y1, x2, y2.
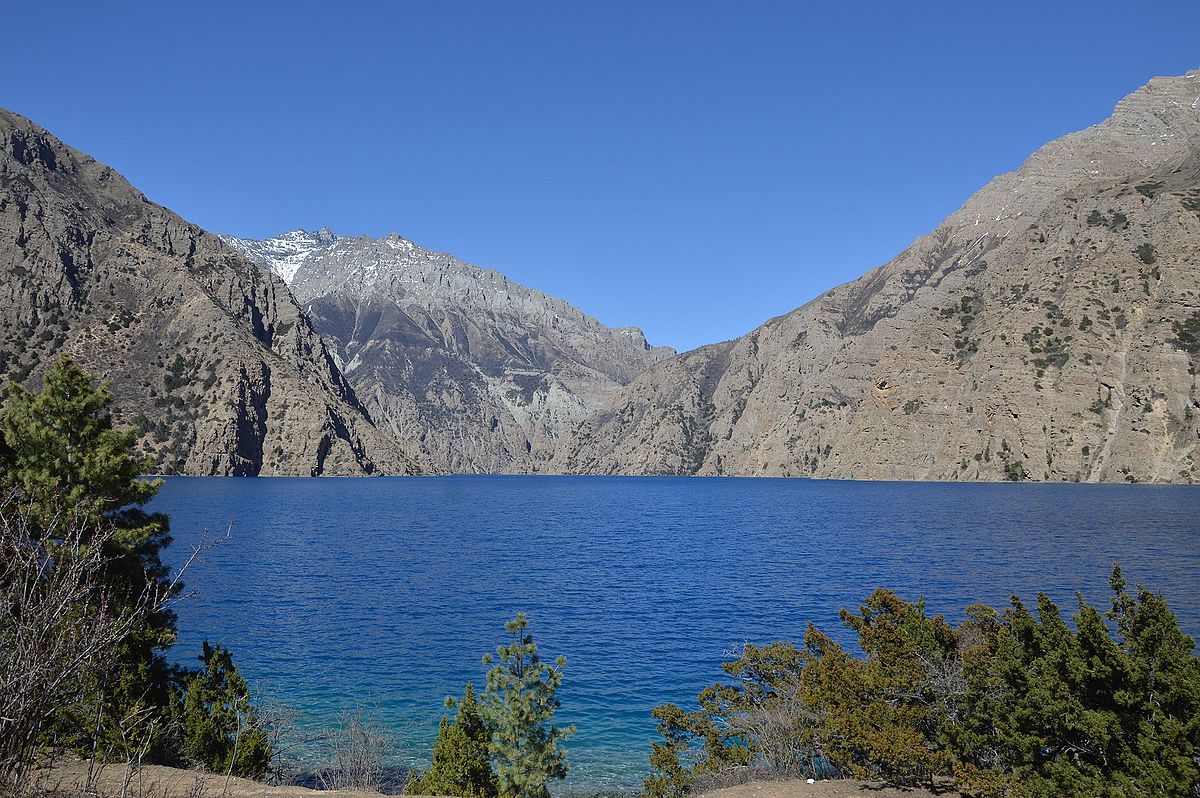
(0, 108, 424, 476)
(556, 69, 1200, 483)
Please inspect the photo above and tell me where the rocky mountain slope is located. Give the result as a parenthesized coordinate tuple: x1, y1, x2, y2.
(554, 69, 1200, 483)
(0, 108, 427, 476)
(225, 229, 672, 472)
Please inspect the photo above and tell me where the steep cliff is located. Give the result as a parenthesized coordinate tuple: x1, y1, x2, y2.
(225, 229, 672, 472)
(0, 109, 427, 475)
(555, 69, 1200, 483)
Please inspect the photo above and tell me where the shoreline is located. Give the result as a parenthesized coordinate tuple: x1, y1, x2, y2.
(147, 472, 1196, 486)
(35, 760, 958, 798)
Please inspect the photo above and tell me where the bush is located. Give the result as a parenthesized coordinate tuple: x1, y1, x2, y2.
(1174, 311, 1200, 357)
(0, 492, 164, 792)
(181, 642, 270, 779)
(643, 568, 1200, 798)
(407, 684, 497, 798)
(315, 710, 396, 792)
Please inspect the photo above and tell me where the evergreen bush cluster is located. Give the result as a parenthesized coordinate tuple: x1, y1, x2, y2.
(181, 642, 271, 779)
(643, 578, 1200, 798)
(408, 685, 498, 798)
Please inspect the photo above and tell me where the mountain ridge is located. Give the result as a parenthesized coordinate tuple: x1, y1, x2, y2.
(550, 68, 1200, 482)
(0, 108, 429, 476)
(224, 227, 673, 472)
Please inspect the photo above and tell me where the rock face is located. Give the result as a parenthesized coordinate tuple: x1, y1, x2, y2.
(554, 69, 1200, 483)
(0, 108, 427, 476)
(224, 230, 673, 472)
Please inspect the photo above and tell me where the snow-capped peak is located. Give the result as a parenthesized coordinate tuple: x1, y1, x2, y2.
(221, 228, 336, 284)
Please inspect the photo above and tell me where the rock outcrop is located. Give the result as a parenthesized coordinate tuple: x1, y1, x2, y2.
(554, 69, 1200, 483)
(225, 229, 673, 472)
(0, 108, 427, 475)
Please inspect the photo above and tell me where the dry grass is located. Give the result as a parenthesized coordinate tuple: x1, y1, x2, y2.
(30, 759, 392, 798)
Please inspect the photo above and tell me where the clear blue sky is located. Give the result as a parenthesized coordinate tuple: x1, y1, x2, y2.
(5, 2, 1198, 351)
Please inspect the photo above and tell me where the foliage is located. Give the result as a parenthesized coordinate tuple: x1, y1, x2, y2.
(1173, 311, 1200, 357)
(825, 591, 960, 783)
(1, 356, 170, 570)
(0, 357, 271, 780)
(0, 492, 161, 792)
(1, 359, 175, 630)
(481, 614, 574, 798)
(1, 357, 182, 762)
(408, 684, 498, 798)
(181, 642, 270, 779)
(643, 569, 1200, 798)
(969, 568, 1200, 797)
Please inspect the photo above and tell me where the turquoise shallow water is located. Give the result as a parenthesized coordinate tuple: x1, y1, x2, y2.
(151, 476, 1200, 792)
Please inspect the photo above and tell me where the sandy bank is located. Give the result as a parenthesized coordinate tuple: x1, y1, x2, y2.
(35, 762, 958, 798)
(34, 759, 389, 797)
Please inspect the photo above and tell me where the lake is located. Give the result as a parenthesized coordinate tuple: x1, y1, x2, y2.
(151, 476, 1200, 793)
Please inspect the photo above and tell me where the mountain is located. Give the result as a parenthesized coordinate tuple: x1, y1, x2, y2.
(554, 69, 1200, 483)
(0, 108, 427, 476)
(223, 230, 673, 472)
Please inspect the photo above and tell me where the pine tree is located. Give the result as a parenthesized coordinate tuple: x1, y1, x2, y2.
(1, 356, 178, 759)
(407, 684, 497, 798)
(181, 642, 270, 779)
(481, 614, 574, 798)
(1, 356, 173, 622)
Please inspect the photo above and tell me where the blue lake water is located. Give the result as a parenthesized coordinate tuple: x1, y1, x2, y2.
(151, 476, 1200, 793)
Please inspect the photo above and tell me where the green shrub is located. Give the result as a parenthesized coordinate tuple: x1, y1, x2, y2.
(643, 568, 1200, 798)
(181, 642, 270, 779)
(408, 684, 497, 798)
(1174, 311, 1200, 357)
